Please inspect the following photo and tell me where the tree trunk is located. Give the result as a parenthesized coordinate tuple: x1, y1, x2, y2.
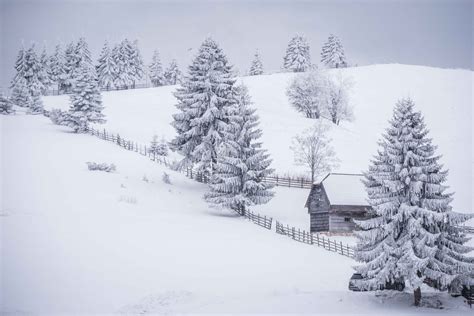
(413, 287, 421, 306)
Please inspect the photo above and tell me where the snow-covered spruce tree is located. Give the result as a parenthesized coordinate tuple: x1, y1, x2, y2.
(149, 50, 165, 87)
(96, 41, 116, 90)
(354, 98, 474, 306)
(62, 42, 77, 93)
(49, 44, 67, 93)
(205, 84, 274, 214)
(113, 39, 134, 89)
(321, 34, 347, 69)
(10, 45, 27, 89)
(74, 37, 93, 71)
(23, 45, 44, 112)
(66, 63, 105, 132)
(10, 76, 30, 107)
(283, 35, 311, 72)
(149, 135, 169, 157)
(164, 60, 182, 85)
(248, 51, 264, 75)
(0, 92, 14, 115)
(170, 37, 236, 174)
(130, 40, 145, 88)
(38, 47, 52, 94)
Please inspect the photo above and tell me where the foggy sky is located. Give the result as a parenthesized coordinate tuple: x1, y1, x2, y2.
(1, 0, 472, 90)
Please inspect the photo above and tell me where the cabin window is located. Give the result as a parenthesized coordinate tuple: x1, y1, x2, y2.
(344, 217, 351, 222)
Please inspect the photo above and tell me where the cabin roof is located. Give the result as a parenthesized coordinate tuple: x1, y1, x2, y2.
(312, 173, 368, 207)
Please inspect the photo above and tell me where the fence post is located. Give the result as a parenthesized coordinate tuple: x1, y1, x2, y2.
(340, 241, 344, 255)
(276, 175, 279, 186)
(288, 177, 291, 187)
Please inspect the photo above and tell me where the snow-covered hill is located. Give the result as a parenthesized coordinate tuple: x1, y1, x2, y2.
(2, 114, 470, 314)
(43, 64, 473, 214)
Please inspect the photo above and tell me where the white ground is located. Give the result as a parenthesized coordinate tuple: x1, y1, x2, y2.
(43, 64, 473, 214)
(2, 114, 472, 315)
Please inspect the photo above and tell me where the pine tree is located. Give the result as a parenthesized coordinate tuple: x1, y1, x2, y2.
(0, 92, 14, 114)
(355, 98, 474, 306)
(205, 84, 274, 214)
(23, 44, 44, 112)
(49, 44, 67, 93)
(38, 47, 52, 94)
(96, 41, 116, 90)
(249, 51, 264, 76)
(74, 37, 93, 71)
(10, 76, 30, 107)
(67, 63, 106, 132)
(62, 41, 76, 92)
(321, 34, 347, 69)
(113, 39, 134, 89)
(170, 37, 236, 174)
(149, 135, 168, 156)
(10, 45, 27, 89)
(130, 40, 145, 88)
(149, 50, 165, 87)
(283, 35, 311, 72)
(164, 59, 182, 85)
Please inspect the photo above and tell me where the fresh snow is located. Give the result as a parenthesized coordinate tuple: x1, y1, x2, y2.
(2, 114, 471, 314)
(322, 173, 367, 206)
(43, 64, 473, 214)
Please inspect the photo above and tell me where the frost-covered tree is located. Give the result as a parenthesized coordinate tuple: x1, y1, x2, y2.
(74, 37, 93, 71)
(49, 44, 67, 93)
(66, 63, 105, 132)
(248, 51, 264, 76)
(164, 59, 182, 85)
(286, 71, 328, 119)
(354, 98, 474, 306)
(10, 77, 30, 108)
(148, 50, 165, 87)
(325, 73, 354, 125)
(170, 37, 236, 174)
(283, 35, 311, 72)
(130, 40, 145, 88)
(22, 45, 44, 112)
(148, 135, 169, 157)
(290, 122, 338, 183)
(38, 47, 52, 94)
(113, 39, 134, 89)
(62, 42, 77, 92)
(205, 84, 274, 214)
(96, 41, 116, 90)
(0, 93, 14, 115)
(10, 45, 27, 89)
(321, 34, 347, 69)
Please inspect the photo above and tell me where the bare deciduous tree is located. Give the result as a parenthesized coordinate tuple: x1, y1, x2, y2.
(325, 73, 354, 125)
(290, 122, 339, 182)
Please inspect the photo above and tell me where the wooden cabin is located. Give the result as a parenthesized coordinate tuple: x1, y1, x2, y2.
(305, 173, 371, 233)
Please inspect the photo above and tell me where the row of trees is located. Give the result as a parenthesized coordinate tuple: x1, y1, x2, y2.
(355, 99, 473, 306)
(170, 37, 274, 214)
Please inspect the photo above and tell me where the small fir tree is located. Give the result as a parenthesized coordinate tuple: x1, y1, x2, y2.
(321, 34, 347, 69)
(355, 98, 474, 306)
(249, 51, 264, 76)
(283, 35, 311, 72)
(149, 50, 165, 87)
(0, 92, 14, 114)
(164, 59, 182, 85)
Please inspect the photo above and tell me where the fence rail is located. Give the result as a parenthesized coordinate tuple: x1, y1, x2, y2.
(262, 176, 313, 189)
(244, 210, 273, 230)
(276, 221, 354, 258)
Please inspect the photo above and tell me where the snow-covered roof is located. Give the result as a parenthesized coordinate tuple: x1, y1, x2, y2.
(321, 173, 368, 206)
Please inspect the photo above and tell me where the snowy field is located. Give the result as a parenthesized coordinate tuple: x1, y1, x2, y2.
(43, 64, 473, 215)
(2, 114, 472, 314)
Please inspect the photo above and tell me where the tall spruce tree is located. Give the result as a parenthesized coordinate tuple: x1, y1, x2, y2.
(62, 41, 76, 92)
(10, 45, 27, 89)
(164, 59, 182, 85)
(283, 35, 311, 72)
(170, 37, 236, 174)
(66, 63, 105, 132)
(321, 34, 347, 69)
(38, 47, 52, 94)
(23, 44, 44, 112)
(113, 39, 134, 89)
(130, 40, 145, 88)
(249, 51, 264, 76)
(355, 98, 474, 306)
(205, 84, 274, 214)
(49, 44, 67, 93)
(149, 50, 165, 87)
(10, 76, 30, 107)
(97, 41, 116, 90)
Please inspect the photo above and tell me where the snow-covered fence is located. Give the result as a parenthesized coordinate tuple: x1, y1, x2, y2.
(244, 210, 273, 230)
(262, 175, 312, 189)
(275, 221, 354, 258)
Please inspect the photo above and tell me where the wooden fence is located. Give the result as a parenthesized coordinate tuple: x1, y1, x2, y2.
(262, 175, 313, 189)
(244, 210, 273, 230)
(276, 221, 354, 258)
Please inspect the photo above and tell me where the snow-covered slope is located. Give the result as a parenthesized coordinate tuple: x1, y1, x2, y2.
(43, 64, 473, 213)
(1, 115, 470, 314)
